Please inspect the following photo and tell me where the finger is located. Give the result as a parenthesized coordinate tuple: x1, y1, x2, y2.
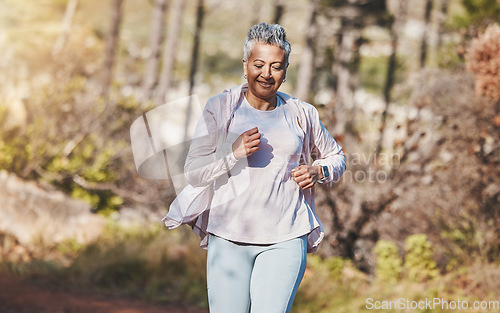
(291, 166, 301, 177)
(246, 138, 260, 148)
(242, 133, 260, 145)
(293, 174, 309, 184)
(246, 132, 261, 141)
(245, 127, 259, 135)
(293, 165, 310, 174)
(299, 179, 314, 189)
(293, 169, 309, 178)
(298, 180, 309, 188)
(301, 182, 314, 190)
(299, 176, 312, 185)
(292, 174, 303, 182)
(247, 146, 259, 155)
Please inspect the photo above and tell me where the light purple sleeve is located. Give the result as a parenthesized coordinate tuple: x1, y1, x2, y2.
(184, 95, 239, 187)
(306, 104, 347, 183)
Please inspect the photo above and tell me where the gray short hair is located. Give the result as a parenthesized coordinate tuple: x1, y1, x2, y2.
(243, 23, 291, 63)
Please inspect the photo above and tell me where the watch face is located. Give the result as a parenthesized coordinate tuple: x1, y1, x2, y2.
(322, 165, 329, 178)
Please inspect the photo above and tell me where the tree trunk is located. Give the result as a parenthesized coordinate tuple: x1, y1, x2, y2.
(376, 0, 407, 155)
(188, 0, 204, 97)
(156, 0, 185, 104)
(52, 0, 79, 56)
(101, 0, 124, 96)
(295, 0, 319, 102)
(273, 0, 285, 25)
(309, 15, 335, 104)
(331, 20, 358, 137)
(184, 0, 204, 143)
(420, 0, 433, 69)
(437, 0, 449, 49)
(142, 0, 168, 100)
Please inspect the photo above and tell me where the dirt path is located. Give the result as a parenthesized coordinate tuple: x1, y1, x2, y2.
(0, 275, 208, 313)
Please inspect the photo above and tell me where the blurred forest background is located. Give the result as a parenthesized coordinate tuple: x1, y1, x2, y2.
(1, 0, 499, 312)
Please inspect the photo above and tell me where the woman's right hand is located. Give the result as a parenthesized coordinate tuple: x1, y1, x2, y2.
(232, 127, 261, 159)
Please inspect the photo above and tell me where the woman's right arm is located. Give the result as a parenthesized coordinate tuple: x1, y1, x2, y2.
(184, 95, 262, 187)
(184, 96, 238, 187)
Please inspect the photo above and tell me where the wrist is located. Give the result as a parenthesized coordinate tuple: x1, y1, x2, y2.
(318, 165, 330, 182)
(315, 165, 323, 179)
(231, 141, 241, 159)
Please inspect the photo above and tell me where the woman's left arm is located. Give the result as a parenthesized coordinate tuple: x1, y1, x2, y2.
(292, 103, 346, 189)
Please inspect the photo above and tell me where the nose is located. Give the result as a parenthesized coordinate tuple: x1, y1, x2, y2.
(261, 66, 272, 79)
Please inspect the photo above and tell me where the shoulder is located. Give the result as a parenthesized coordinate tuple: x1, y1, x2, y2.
(204, 84, 243, 113)
(278, 91, 319, 118)
(204, 92, 226, 113)
(298, 99, 319, 117)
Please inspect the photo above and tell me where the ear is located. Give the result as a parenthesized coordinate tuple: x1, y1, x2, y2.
(242, 59, 248, 78)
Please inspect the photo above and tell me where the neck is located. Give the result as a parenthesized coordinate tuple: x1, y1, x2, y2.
(244, 92, 277, 111)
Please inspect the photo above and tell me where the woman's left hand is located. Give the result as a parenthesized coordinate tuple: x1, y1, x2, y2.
(291, 165, 322, 190)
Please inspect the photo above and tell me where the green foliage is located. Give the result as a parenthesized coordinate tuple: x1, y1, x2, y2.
(0, 71, 144, 213)
(373, 240, 402, 284)
(0, 130, 29, 174)
(404, 234, 439, 282)
(5, 224, 500, 313)
(439, 208, 500, 266)
(293, 255, 366, 313)
(0, 13, 142, 213)
(437, 41, 467, 69)
(308, 254, 345, 282)
(461, 0, 500, 27)
(56, 238, 85, 257)
(321, 0, 386, 13)
(359, 56, 388, 94)
(451, 0, 500, 29)
(359, 55, 406, 95)
(59, 223, 207, 306)
(439, 211, 479, 259)
(203, 50, 242, 81)
(0, 223, 208, 306)
(326, 256, 345, 280)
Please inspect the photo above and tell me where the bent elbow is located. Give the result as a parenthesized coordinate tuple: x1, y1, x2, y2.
(336, 155, 347, 179)
(184, 163, 203, 187)
(184, 164, 212, 187)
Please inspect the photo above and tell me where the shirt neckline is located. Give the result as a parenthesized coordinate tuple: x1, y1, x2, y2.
(242, 95, 282, 113)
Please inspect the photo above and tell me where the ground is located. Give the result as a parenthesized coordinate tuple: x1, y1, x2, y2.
(0, 275, 208, 313)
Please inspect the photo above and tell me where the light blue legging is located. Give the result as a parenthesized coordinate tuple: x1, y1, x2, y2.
(206, 234, 307, 313)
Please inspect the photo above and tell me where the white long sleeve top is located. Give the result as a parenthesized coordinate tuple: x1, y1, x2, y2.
(163, 83, 346, 252)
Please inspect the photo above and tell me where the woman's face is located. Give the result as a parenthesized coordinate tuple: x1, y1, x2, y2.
(243, 42, 288, 103)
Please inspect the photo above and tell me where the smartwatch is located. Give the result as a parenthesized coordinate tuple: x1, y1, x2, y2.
(320, 165, 329, 182)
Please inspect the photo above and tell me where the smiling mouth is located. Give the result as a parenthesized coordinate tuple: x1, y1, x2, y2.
(258, 81, 274, 88)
